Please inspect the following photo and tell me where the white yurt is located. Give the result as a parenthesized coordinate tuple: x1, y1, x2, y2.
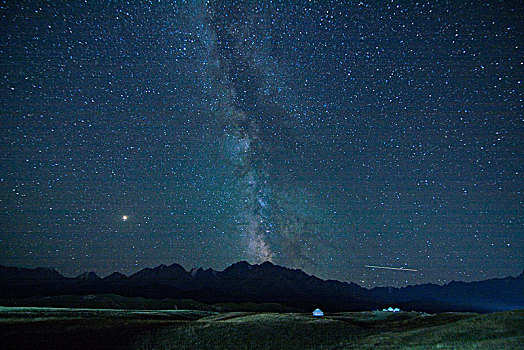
(312, 308, 324, 317)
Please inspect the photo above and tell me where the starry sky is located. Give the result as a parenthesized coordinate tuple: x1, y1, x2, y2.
(0, 0, 522, 288)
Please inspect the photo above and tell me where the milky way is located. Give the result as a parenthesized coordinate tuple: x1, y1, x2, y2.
(203, 1, 322, 267)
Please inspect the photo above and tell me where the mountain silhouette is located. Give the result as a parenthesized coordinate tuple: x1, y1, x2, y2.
(75, 271, 101, 281)
(103, 272, 127, 282)
(0, 262, 522, 313)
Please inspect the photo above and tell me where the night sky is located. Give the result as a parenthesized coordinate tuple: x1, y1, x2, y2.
(1, 0, 522, 288)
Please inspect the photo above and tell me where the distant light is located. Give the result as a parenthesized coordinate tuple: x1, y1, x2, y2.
(365, 265, 418, 272)
(122, 215, 128, 221)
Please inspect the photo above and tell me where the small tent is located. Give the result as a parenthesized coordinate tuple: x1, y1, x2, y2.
(312, 308, 324, 317)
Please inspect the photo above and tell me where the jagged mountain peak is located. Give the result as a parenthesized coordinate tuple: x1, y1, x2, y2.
(103, 272, 127, 281)
(130, 263, 189, 280)
(76, 271, 101, 281)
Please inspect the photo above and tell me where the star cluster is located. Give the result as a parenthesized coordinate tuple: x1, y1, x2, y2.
(0, 1, 522, 287)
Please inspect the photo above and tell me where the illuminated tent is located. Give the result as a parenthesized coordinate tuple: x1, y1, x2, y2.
(312, 308, 324, 316)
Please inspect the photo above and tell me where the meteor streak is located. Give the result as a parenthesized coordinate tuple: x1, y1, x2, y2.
(365, 265, 418, 272)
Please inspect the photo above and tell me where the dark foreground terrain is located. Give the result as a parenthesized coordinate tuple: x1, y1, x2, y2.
(0, 306, 522, 349)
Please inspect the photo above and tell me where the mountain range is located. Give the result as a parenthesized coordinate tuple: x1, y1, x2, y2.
(1, 261, 522, 313)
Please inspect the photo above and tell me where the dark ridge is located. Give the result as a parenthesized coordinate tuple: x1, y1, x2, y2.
(76, 272, 101, 281)
(0, 262, 522, 313)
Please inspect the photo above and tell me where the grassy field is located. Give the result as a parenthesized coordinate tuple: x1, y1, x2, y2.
(0, 306, 522, 349)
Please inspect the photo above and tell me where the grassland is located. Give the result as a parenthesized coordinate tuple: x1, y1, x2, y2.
(0, 306, 522, 349)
